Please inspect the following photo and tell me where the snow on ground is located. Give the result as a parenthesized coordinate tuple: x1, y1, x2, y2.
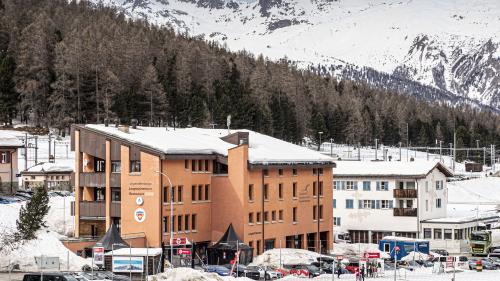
(250, 248, 322, 267)
(447, 177, 500, 218)
(0, 196, 86, 271)
(153, 267, 253, 281)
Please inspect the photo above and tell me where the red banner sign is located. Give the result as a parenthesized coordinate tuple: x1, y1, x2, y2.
(363, 252, 381, 259)
(170, 237, 188, 246)
(177, 249, 191, 255)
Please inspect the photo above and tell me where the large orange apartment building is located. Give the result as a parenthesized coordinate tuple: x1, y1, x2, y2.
(71, 124, 335, 256)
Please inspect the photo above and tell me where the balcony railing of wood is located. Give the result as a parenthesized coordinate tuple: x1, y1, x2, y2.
(393, 207, 417, 217)
(79, 172, 121, 187)
(393, 189, 417, 198)
(71, 201, 121, 218)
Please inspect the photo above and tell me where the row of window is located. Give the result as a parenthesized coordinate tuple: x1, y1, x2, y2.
(249, 210, 284, 224)
(334, 181, 389, 191)
(162, 214, 197, 233)
(163, 185, 210, 203)
(185, 159, 210, 173)
(340, 199, 394, 209)
(423, 228, 464, 240)
(248, 182, 324, 201)
(0, 151, 11, 164)
(262, 168, 323, 177)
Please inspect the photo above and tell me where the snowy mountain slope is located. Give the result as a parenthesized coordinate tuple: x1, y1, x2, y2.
(97, 0, 500, 109)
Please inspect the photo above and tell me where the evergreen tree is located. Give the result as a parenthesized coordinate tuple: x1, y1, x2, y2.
(16, 186, 50, 240)
(0, 30, 17, 125)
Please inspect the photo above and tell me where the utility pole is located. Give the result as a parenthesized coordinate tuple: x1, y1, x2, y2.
(48, 134, 52, 161)
(35, 136, 38, 165)
(374, 139, 378, 160)
(406, 123, 409, 161)
(330, 138, 333, 157)
(399, 142, 402, 161)
(318, 131, 323, 151)
(453, 131, 457, 172)
(439, 141, 443, 163)
(449, 143, 453, 171)
(24, 133, 28, 170)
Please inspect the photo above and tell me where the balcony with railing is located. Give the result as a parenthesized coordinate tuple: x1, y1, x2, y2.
(70, 201, 121, 218)
(393, 207, 417, 217)
(393, 189, 417, 198)
(78, 173, 120, 187)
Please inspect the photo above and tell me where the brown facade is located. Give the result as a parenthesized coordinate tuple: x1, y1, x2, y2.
(72, 125, 334, 254)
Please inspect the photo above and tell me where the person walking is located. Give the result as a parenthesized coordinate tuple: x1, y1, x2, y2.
(360, 265, 365, 281)
(336, 262, 342, 279)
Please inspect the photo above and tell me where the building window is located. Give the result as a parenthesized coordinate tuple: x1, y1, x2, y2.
(313, 168, 317, 175)
(363, 181, 371, 191)
(425, 181, 429, 192)
(205, 185, 209, 201)
(111, 161, 121, 173)
(292, 183, 297, 198)
(293, 207, 297, 223)
(248, 184, 254, 201)
(191, 160, 196, 171)
(434, 229, 442, 239)
(257, 240, 261, 255)
(319, 205, 323, 219)
(95, 159, 105, 172)
(426, 200, 429, 211)
(346, 181, 357, 190)
(318, 168, 323, 175)
(346, 199, 354, 209)
(278, 210, 283, 221)
(111, 189, 121, 202)
(319, 181, 323, 196)
(376, 181, 389, 191)
(177, 186, 183, 203)
(171, 186, 176, 202)
(436, 180, 444, 190)
(272, 211, 276, 222)
(334, 217, 341, 226)
(292, 169, 298, 176)
(454, 229, 463, 240)
(380, 200, 393, 209)
(423, 228, 432, 239)
(313, 206, 317, 220)
(263, 169, 269, 176)
(361, 200, 373, 209)
(177, 215, 182, 232)
(333, 199, 336, 209)
(184, 159, 189, 169)
(163, 187, 169, 203)
(278, 169, 283, 176)
(313, 182, 317, 196)
(198, 185, 203, 201)
(163, 217, 169, 233)
(0, 151, 10, 163)
(130, 160, 141, 173)
(198, 160, 203, 172)
(191, 185, 196, 201)
(256, 212, 261, 223)
(205, 160, 209, 172)
(264, 184, 269, 200)
(278, 183, 283, 199)
(249, 213, 254, 224)
(444, 229, 452, 240)
(191, 214, 197, 231)
(184, 215, 190, 231)
(436, 198, 442, 208)
(264, 211, 269, 223)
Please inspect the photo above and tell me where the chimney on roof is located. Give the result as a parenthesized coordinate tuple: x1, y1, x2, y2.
(131, 119, 138, 129)
(221, 132, 249, 146)
(114, 118, 120, 128)
(104, 118, 109, 127)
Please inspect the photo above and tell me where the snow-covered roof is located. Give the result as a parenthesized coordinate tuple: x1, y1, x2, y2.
(0, 130, 23, 148)
(23, 162, 73, 174)
(422, 211, 499, 224)
(83, 124, 334, 165)
(333, 160, 453, 178)
(104, 248, 162, 256)
(381, 236, 429, 243)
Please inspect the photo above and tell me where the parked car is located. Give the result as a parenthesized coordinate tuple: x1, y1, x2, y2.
(244, 265, 282, 280)
(288, 264, 322, 278)
(222, 264, 247, 277)
(432, 249, 449, 256)
(205, 265, 233, 276)
(311, 261, 332, 274)
(468, 259, 498, 270)
(91, 271, 131, 281)
(24, 273, 79, 281)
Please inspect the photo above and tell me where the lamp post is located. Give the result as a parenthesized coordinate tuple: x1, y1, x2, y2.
(155, 170, 174, 267)
(318, 131, 323, 151)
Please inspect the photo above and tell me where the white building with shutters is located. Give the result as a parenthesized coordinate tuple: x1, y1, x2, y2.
(332, 160, 453, 244)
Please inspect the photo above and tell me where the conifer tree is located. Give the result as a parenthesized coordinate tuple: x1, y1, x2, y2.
(16, 186, 50, 240)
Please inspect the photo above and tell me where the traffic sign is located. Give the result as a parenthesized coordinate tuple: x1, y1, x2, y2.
(363, 252, 380, 259)
(394, 246, 400, 252)
(170, 237, 188, 246)
(177, 248, 191, 255)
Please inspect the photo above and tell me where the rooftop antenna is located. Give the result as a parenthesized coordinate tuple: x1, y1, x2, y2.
(227, 115, 231, 134)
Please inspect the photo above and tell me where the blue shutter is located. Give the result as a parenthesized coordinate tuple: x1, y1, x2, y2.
(371, 200, 376, 209)
(341, 181, 346, 190)
(376, 181, 380, 191)
(354, 181, 358, 190)
(389, 200, 394, 208)
(333, 199, 336, 208)
(359, 200, 363, 209)
(375, 200, 381, 209)
(338, 217, 341, 226)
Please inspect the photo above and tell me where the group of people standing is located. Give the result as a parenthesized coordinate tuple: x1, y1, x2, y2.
(336, 262, 381, 280)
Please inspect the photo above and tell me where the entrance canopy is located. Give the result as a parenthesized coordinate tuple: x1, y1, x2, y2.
(96, 223, 129, 251)
(208, 224, 253, 265)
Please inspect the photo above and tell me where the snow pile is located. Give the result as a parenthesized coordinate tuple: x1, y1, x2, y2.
(250, 248, 321, 267)
(152, 268, 254, 281)
(0, 231, 89, 271)
(401, 251, 430, 262)
(332, 243, 380, 257)
(0, 195, 87, 271)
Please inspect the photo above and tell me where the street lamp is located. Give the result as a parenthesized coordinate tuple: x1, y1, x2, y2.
(318, 132, 323, 151)
(155, 170, 174, 267)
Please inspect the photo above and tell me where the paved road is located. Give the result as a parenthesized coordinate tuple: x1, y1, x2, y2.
(0, 273, 24, 281)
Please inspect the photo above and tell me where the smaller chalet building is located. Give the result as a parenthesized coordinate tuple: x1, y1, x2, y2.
(22, 162, 73, 190)
(0, 132, 23, 194)
(333, 160, 453, 244)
